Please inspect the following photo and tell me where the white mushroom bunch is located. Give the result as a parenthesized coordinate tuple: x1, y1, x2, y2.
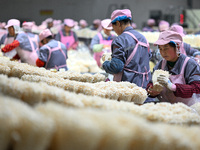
(152, 69, 170, 92)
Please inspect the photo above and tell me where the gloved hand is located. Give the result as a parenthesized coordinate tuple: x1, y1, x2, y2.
(101, 53, 111, 62)
(93, 44, 104, 52)
(157, 75, 176, 91)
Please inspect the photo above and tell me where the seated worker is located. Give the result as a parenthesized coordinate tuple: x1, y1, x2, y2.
(36, 29, 68, 71)
(147, 30, 200, 106)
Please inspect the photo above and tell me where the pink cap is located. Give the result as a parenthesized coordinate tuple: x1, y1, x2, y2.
(64, 19, 75, 27)
(22, 22, 34, 30)
(39, 29, 52, 41)
(154, 30, 182, 46)
(159, 20, 170, 32)
(93, 19, 101, 25)
(108, 9, 132, 27)
(5, 19, 20, 28)
(0, 22, 6, 29)
(79, 19, 88, 27)
(46, 18, 53, 23)
(169, 25, 185, 36)
(131, 23, 137, 29)
(147, 19, 155, 26)
(101, 19, 113, 30)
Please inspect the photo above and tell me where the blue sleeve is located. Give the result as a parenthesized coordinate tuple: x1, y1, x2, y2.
(90, 34, 100, 49)
(16, 33, 27, 44)
(55, 32, 61, 41)
(73, 31, 78, 42)
(193, 51, 200, 57)
(38, 46, 49, 63)
(184, 43, 198, 57)
(185, 59, 200, 84)
(61, 43, 68, 59)
(102, 57, 124, 74)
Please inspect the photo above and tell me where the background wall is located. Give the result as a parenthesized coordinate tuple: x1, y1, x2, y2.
(0, 0, 200, 29)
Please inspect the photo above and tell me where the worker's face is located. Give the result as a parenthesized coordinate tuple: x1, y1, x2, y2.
(103, 28, 111, 36)
(93, 24, 99, 29)
(40, 39, 48, 46)
(159, 44, 178, 62)
(112, 21, 123, 35)
(64, 25, 72, 32)
(8, 26, 15, 36)
(47, 22, 53, 29)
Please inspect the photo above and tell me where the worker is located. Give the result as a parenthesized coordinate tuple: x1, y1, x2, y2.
(0, 19, 19, 59)
(90, 19, 116, 67)
(158, 20, 170, 32)
(45, 18, 54, 29)
(147, 30, 200, 106)
(55, 18, 78, 50)
(36, 29, 68, 71)
(22, 21, 40, 53)
(102, 9, 153, 102)
(142, 19, 157, 32)
(1, 19, 38, 65)
(0, 22, 7, 39)
(169, 24, 200, 61)
(131, 22, 137, 29)
(79, 19, 88, 29)
(90, 19, 102, 32)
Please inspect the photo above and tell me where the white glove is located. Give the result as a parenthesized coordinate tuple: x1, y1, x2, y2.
(157, 75, 176, 91)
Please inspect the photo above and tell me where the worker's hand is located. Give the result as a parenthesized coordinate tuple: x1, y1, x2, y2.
(93, 44, 104, 52)
(147, 85, 161, 97)
(0, 44, 5, 50)
(157, 75, 176, 91)
(102, 53, 111, 62)
(1, 46, 6, 53)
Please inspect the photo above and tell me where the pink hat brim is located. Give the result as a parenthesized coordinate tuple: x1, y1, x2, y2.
(154, 40, 169, 46)
(107, 22, 112, 28)
(5, 24, 12, 28)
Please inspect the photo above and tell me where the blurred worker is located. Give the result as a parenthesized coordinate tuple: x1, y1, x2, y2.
(90, 19, 102, 32)
(102, 9, 153, 103)
(0, 22, 7, 39)
(0, 19, 19, 58)
(79, 19, 88, 29)
(142, 19, 157, 32)
(36, 29, 68, 71)
(55, 18, 78, 50)
(46, 18, 54, 29)
(90, 19, 116, 67)
(131, 22, 137, 29)
(1, 19, 38, 65)
(158, 20, 170, 32)
(22, 21, 40, 53)
(170, 24, 200, 61)
(147, 30, 200, 106)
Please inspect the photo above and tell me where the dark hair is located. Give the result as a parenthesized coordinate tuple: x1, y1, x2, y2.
(41, 35, 53, 44)
(46, 35, 53, 40)
(168, 42, 176, 48)
(112, 18, 132, 26)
